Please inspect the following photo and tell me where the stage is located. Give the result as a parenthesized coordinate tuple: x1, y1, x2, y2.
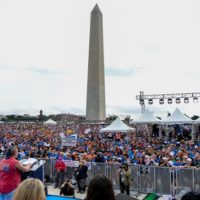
(47, 195, 79, 200)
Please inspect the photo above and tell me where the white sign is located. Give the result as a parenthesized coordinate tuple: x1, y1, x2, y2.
(64, 160, 79, 168)
(62, 134, 77, 146)
(59, 132, 65, 139)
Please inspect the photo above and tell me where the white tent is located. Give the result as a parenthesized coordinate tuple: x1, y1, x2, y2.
(43, 119, 57, 125)
(192, 117, 200, 124)
(162, 108, 193, 124)
(130, 109, 161, 124)
(100, 117, 134, 132)
(0, 121, 4, 124)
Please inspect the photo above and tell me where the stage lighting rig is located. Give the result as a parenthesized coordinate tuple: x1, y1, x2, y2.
(136, 91, 200, 113)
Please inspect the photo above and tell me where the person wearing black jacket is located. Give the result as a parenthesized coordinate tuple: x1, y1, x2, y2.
(75, 160, 88, 193)
(95, 152, 105, 163)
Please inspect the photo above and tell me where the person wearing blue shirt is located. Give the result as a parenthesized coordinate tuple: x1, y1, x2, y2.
(173, 158, 183, 167)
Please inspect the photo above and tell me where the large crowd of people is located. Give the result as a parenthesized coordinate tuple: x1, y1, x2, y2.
(0, 124, 200, 200)
(0, 122, 200, 168)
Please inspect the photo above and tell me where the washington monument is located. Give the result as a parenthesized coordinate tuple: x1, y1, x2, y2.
(86, 4, 106, 121)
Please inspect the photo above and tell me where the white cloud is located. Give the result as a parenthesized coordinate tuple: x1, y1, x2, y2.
(0, 0, 200, 117)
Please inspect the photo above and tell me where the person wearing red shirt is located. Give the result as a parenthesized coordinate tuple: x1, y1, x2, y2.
(0, 146, 32, 200)
(54, 156, 66, 188)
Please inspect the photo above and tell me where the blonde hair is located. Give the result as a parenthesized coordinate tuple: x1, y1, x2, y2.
(13, 178, 46, 200)
(80, 160, 86, 165)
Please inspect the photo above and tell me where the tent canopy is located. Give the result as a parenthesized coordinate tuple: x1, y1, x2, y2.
(100, 117, 134, 133)
(194, 117, 200, 124)
(43, 119, 57, 125)
(130, 109, 161, 124)
(162, 108, 193, 124)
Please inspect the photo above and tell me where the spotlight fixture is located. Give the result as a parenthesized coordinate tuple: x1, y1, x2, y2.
(137, 92, 200, 114)
(159, 98, 164, 104)
(148, 99, 153, 105)
(140, 99, 144, 105)
(193, 97, 198, 103)
(167, 98, 172, 104)
(184, 97, 189, 104)
(176, 98, 181, 104)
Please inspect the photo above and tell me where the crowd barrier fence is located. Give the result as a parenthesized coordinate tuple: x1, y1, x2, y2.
(0, 157, 198, 195)
(40, 159, 200, 195)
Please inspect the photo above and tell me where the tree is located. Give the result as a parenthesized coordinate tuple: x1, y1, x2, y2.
(107, 115, 118, 122)
(6, 115, 16, 121)
(124, 115, 131, 124)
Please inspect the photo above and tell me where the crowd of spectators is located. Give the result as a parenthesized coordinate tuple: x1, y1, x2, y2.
(0, 122, 200, 168)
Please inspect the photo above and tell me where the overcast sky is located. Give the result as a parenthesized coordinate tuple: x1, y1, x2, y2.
(0, 0, 200, 118)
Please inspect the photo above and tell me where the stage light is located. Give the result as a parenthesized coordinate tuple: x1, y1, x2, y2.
(176, 98, 181, 104)
(184, 97, 189, 104)
(159, 98, 164, 104)
(167, 98, 172, 104)
(148, 99, 153, 105)
(140, 99, 144, 105)
(193, 97, 198, 103)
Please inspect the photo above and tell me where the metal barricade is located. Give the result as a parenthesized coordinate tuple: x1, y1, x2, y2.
(86, 162, 107, 185)
(108, 163, 121, 190)
(175, 168, 194, 194)
(91, 162, 107, 177)
(42, 159, 75, 182)
(129, 165, 139, 191)
(41, 158, 56, 182)
(41, 159, 200, 195)
(138, 165, 154, 193)
(66, 166, 76, 179)
(194, 168, 200, 191)
(154, 166, 171, 194)
(86, 162, 94, 184)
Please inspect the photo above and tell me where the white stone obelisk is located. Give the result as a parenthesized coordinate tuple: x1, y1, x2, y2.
(86, 4, 106, 121)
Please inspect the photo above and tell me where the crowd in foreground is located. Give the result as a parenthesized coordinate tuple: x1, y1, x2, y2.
(0, 147, 199, 200)
(14, 177, 200, 200)
(0, 141, 200, 200)
(0, 122, 200, 168)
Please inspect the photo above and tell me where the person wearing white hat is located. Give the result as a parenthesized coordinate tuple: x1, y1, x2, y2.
(184, 158, 192, 168)
(159, 157, 169, 167)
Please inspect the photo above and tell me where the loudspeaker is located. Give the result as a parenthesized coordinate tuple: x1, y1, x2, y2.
(115, 193, 138, 200)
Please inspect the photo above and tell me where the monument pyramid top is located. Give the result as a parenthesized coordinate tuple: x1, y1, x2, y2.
(91, 4, 102, 14)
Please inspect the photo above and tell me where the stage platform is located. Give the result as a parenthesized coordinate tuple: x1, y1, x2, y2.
(47, 195, 79, 200)
(47, 184, 170, 200)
